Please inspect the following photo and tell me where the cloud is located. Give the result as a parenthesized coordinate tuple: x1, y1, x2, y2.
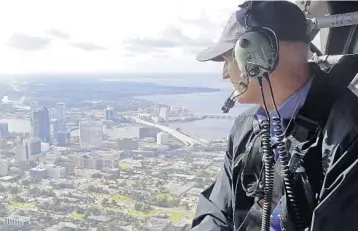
(124, 25, 214, 54)
(178, 9, 224, 29)
(8, 34, 51, 51)
(70, 42, 106, 51)
(46, 29, 70, 39)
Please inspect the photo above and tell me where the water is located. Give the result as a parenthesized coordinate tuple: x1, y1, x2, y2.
(71, 125, 142, 139)
(0, 119, 31, 133)
(130, 74, 253, 138)
(4, 73, 255, 140)
(169, 119, 235, 139)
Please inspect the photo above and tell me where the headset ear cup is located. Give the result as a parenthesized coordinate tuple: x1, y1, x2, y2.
(234, 27, 279, 78)
(260, 28, 279, 72)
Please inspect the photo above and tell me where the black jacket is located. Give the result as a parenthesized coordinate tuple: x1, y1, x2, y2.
(190, 62, 358, 231)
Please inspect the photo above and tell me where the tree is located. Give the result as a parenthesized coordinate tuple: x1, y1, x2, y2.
(0, 184, 5, 193)
(101, 198, 108, 207)
(92, 173, 102, 179)
(14, 195, 24, 203)
(92, 207, 101, 216)
(134, 203, 142, 211)
(111, 200, 117, 207)
(8, 186, 19, 194)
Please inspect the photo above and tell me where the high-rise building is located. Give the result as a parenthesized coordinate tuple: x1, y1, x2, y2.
(79, 121, 104, 149)
(56, 103, 66, 130)
(56, 131, 70, 147)
(49, 108, 56, 120)
(32, 107, 51, 143)
(0, 159, 9, 176)
(159, 107, 168, 121)
(139, 127, 158, 140)
(0, 122, 9, 138)
(56, 103, 65, 121)
(23, 137, 42, 158)
(157, 132, 169, 145)
(30, 101, 39, 113)
(105, 107, 115, 121)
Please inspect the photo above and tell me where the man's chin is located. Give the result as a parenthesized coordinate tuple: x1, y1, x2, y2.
(236, 95, 255, 104)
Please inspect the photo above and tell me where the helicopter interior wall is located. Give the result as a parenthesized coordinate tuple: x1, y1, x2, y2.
(295, 1, 358, 56)
(325, 1, 358, 55)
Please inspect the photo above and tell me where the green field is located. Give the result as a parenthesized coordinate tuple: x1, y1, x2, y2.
(90, 192, 105, 197)
(118, 179, 135, 185)
(128, 209, 158, 217)
(71, 213, 85, 220)
(10, 201, 35, 209)
(111, 194, 131, 201)
(162, 210, 185, 222)
(156, 193, 173, 201)
(119, 163, 131, 169)
(128, 207, 185, 222)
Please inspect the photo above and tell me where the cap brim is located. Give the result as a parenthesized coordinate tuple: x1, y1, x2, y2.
(196, 42, 235, 62)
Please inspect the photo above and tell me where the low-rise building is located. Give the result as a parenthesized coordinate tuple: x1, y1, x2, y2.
(4, 215, 31, 227)
(69, 151, 120, 171)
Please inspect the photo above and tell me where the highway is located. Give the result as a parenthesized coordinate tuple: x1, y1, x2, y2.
(193, 114, 237, 119)
(130, 117, 204, 148)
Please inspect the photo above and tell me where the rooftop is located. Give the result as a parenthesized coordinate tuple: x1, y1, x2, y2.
(5, 215, 30, 222)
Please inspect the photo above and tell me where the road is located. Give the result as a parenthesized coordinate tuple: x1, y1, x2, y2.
(193, 114, 237, 119)
(130, 117, 204, 148)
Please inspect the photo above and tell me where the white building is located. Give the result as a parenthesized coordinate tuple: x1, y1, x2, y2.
(30, 167, 47, 178)
(0, 159, 9, 176)
(157, 132, 169, 145)
(5, 215, 31, 227)
(30, 101, 39, 113)
(152, 116, 160, 123)
(138, 113, 151, 120)
(46, 151, 61, 163)
(15, 146, 26, 162)
(105, 107, 115, 120)
(45, 164, 66, 178)
(69, 151, 119, 171)
(79, 121, 104, 149)
(159, 107, 168, 121)
(153, 108, 160, 116)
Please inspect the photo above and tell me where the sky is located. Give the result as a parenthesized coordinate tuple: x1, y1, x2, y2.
(0, 0, 243, 75)
(0, 0, 322, 75)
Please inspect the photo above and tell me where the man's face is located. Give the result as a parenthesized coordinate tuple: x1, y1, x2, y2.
(221, 50, 261, 104)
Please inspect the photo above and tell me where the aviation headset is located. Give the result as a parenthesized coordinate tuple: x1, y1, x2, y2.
(221, 2, 279, 113)
(234, 2, 280, 80)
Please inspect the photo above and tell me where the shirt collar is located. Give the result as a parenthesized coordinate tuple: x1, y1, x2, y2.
(255, 77, 313, 121)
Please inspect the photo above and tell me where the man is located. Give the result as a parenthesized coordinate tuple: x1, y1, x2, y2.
(191, 1, 358, 231)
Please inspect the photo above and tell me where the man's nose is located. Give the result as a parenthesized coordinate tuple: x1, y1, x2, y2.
(222, 61, 230, 79)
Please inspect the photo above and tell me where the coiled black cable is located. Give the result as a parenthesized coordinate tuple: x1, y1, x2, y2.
(260, 118, 275, 231)
(272, 117, 304, 231)
(267, 76, 304, 231)
(258, 78, 275, 231)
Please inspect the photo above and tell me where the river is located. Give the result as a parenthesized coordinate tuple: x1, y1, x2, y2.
(4, 74, 254, 140)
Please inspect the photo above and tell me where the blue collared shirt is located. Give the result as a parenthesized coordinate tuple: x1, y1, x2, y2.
(255, 78, 313, 159)
(253, 78, 313, 231)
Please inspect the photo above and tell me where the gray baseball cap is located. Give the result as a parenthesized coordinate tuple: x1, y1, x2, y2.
(197, 1, 309, 62)
(196, 12, 245, 62)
